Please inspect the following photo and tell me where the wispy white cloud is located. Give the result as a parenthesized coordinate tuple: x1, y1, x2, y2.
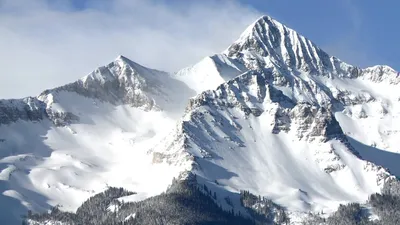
(322, 0, 376, 68)
(342, 0, 362, 32)
(0, 0, 261, 98)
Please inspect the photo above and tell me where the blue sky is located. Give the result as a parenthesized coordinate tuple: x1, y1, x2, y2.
(241, 0, 399, 70)
(64, 0, 399, 69)
(0, 0, 398, 98)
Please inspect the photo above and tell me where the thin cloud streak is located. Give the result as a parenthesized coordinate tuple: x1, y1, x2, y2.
(322, 0, 376, 68)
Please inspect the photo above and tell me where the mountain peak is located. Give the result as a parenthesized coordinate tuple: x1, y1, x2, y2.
(361, 65, 400, 84)
(116, 54, 128, 60)
(114, 54, 140, 70)
(115, 54, 133, 65)
(224, 15, 355, 77)
(249, 15, 283, 34)
(234, 15, 276, 39)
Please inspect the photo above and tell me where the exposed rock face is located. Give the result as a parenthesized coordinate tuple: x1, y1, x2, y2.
(0, 97, 81, 126)
(225, 16, 355, 77)
(289, 104, 342, 140)
(360, 65, 400, 84)
(184, 69, 344, 142)
(40, 56, 166, 111)
(0, 97, 46, 125)
(45, 109, 80, 127)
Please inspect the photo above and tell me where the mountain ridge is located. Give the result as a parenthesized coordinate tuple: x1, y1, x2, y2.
(224, 15, 399, 84)
(0, 15, 399, 225)
(149, 14, 400, 220)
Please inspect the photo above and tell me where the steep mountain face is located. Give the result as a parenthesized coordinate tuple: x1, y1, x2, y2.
(151, 15, 400, 220)
(153, 70, 393, 216)
(1, 15, 400, 225)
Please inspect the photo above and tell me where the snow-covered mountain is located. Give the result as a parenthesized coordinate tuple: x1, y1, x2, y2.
(1, 15, 400, 224)
(154, 15, 400, 221)
(0, 56, 196, 224)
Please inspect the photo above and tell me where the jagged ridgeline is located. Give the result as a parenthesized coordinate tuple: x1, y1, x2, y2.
(1, 14, 400, 225)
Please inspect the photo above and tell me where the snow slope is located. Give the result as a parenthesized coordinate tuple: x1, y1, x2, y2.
(1, 15, 399, 225)
(0, 56, 195, 224)
(174, 54, 247, 93)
